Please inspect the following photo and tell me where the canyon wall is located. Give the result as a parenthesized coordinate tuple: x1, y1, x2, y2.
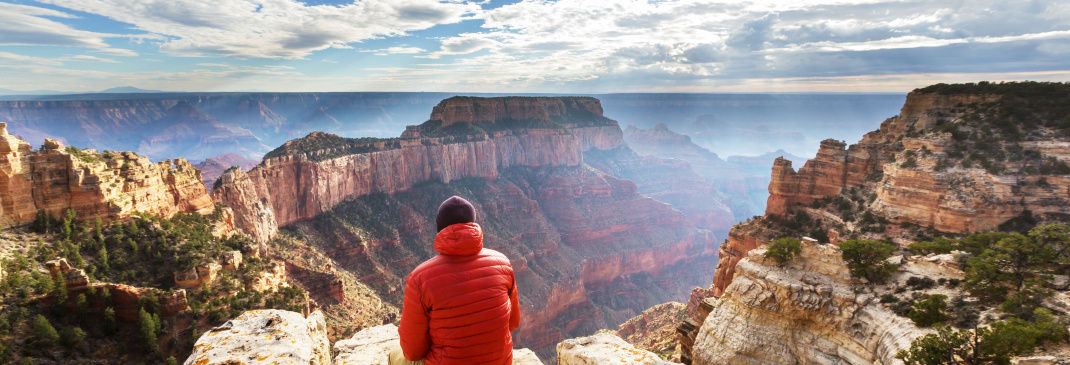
(0, 122, 214, 226)
(764, 90, 1070, 233)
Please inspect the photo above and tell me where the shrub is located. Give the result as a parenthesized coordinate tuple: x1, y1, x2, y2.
(60, 326, 86, 348)
(906, 276, 936, 291)
(31, 315, 59, 348)
(764, 237, 802, 267)
(840, 239, 899, 283)
(908, 294, 949, 327)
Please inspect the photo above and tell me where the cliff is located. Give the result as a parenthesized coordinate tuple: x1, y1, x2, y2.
(688, 238, 922, 364)
(766, 87, 1070, 233)
(427, 96, 605, 127)
(0, 122, 214, 226)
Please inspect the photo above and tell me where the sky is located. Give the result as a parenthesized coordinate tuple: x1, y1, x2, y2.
(0, 0, 1068, 93)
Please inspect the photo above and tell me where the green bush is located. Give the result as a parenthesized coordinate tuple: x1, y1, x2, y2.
(764, 237, 802, 267)
(908, 294, 949, 327)
(840, 239, 899, 283)
(60, 326, 86, 348)
(31, 315, 59, 349)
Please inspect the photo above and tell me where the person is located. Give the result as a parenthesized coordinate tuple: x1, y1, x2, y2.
(391, 196, 521, 365)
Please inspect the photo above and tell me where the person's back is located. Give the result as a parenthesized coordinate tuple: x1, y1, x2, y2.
(394, 196, 520, 365)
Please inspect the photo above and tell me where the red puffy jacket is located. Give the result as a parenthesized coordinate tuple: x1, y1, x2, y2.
(398, 223, 521, 364)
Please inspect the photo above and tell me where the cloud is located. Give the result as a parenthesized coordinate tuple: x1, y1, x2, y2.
(361, 46, 426, 55)
(39, 0, 481, 59)
(62, 55, 120, 63)
(0, 2, 137, 56)
(424, 36, 495, 58)
(393, 0, 1070, 91)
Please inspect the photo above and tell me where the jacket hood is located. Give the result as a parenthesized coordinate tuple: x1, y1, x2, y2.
(433, 222, 483, 256)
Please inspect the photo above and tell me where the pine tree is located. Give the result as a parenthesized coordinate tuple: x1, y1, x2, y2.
(138, 308, 159, 354)
(31, 315, 59, 348)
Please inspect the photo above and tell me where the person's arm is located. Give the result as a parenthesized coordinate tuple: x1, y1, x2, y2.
(398, 274, 431, 361)
(509, 271, 520, 332)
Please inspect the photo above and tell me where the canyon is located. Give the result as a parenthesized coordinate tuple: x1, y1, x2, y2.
(211, 96, 721, 362)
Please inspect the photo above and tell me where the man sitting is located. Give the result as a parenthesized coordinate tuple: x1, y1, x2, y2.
(391, 196, 521, 365)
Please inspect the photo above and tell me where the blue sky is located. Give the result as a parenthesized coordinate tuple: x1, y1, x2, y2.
(0, 0, 1068, 93)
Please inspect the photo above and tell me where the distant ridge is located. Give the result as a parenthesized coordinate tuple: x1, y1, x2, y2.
(97, 86, 167, 93)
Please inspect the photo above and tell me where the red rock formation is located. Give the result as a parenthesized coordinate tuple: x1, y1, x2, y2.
(0, 123, 214, 227)
(428, 96, 603, 126)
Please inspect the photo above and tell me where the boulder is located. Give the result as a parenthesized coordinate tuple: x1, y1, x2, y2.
(333, 324, 544, 365)
(184, 310, 330, 365)
(557, 332, 673, 365)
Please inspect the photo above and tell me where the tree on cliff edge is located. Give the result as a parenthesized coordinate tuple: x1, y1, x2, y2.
(840, 239, 898, 283)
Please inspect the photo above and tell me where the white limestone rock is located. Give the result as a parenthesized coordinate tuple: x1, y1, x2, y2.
(333, 324, 399, 365)
(557, 332, 672, 365)
(333, 324, 545, 365)
(184, 309, 330, 365)
(691, 239, 926, 365)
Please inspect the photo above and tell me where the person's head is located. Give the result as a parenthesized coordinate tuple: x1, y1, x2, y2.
(436, 196, 476, 232)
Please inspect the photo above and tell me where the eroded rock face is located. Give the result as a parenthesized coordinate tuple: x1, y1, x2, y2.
(0, 122, 214, 227)
(214, 130, 587, 243)
(615, 302, 685, 356)
(557, 332, 674, 365)
(185, 310, 330, 365)
(765, 90, 1070, 234)
(691, 239, 922, 365)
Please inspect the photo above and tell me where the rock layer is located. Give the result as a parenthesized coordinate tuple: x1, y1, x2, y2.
(0, 122, 214, 227)
(690, 239, 922, 365)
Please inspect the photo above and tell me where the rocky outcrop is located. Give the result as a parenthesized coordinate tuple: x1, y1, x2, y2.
(185, 310, 331, 365)
(557, 332, 674, 365)
(332, 324, 545, 365)
(689, 239, 922, 365)
(615, 302, 685, 357)
(0, 122, 214, 227)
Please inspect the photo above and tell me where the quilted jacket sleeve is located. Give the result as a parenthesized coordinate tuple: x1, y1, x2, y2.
(509, 271, 520, 332)
(398, 273, 431, 361)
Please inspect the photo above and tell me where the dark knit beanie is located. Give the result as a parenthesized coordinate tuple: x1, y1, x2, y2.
(436, 196, 476, 232)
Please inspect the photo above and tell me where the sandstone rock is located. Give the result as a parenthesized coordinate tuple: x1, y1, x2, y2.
(557, 332, 673, 365)
(1013, 356, 1057, 365)
(185, 310, 330, 365)
(222, 250, 242, 271)
(45, 258, 71, 275)
(332, 324, 399, 365)
(160, 289, 190, 315)
(690, 238, 923, 365)
(245, 260, 286, 292)
(615, 302, 685, 356)
(332, 324, 546, 365)
(0, 123, 214, 227)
